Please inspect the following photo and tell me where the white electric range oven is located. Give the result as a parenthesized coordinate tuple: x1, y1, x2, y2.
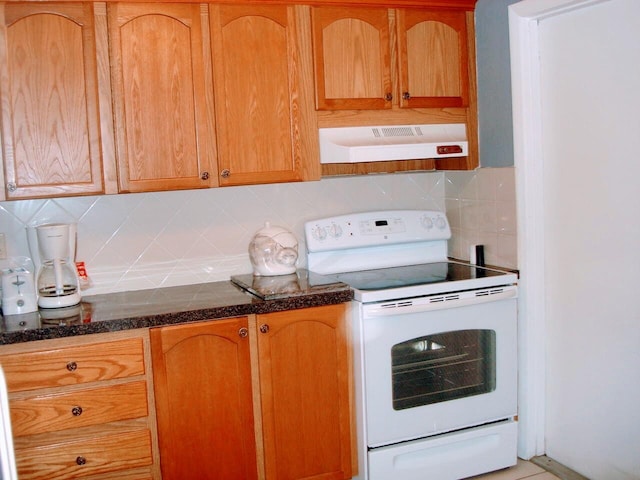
(305, 210, 518, 480)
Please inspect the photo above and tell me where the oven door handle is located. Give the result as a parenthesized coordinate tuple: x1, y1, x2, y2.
(362, 286, 518, 317)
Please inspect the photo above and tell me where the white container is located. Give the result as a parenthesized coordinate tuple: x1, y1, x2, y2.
(249, 223, 298, 276)
(1, 258, 38, 315)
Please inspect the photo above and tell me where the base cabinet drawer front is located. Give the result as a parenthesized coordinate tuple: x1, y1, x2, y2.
(10, 381, 148, 437)
(15, 428, 153, 480)
(0, 338, 145, 392)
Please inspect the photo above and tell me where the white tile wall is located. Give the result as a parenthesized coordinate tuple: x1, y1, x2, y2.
(445, 167, 517, 269)
(0, 168, 516, 295)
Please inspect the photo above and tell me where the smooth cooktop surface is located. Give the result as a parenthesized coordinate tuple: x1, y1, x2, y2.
(330, 261, 513, 292)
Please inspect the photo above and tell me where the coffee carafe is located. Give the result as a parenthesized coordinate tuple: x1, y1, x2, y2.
(28, 223, 81, 309)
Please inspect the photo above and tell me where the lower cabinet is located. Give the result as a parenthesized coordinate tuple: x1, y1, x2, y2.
(0, 331, 160, 480)
(0, 303, 353, 479)
(150, 303, 354, 480)
(150, 316, 258, 480)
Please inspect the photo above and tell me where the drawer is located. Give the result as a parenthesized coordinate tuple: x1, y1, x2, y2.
(0, 338, 145, 392)
(10, 381, 148, 437)
(15, 428, 153, 480)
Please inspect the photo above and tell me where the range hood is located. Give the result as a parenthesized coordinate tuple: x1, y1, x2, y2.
(319, 124, 467, 164)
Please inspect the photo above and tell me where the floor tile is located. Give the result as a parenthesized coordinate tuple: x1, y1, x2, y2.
(468, 459, 547, 479)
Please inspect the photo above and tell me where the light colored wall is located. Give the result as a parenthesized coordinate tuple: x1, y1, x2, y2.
(0, 169, 516, 296)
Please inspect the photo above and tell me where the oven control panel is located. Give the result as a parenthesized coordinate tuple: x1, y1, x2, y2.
(305, 210, 451, 252)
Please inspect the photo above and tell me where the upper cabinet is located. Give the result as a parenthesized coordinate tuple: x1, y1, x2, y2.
(312, 7, 392, 110)
(396, 9, 469, 109)
(209, 4, 319, 186)
(312, 5, 478, 172)
(0, 1, 478, 201)
(108, 2, 216, 193)
(312, 6, 470, 111)
(0, 3, 110, 200)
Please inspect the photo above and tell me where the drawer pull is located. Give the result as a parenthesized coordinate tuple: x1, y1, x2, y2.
(66, 361, 78, 372)
(76, 456, 86, 465)
(71, 406, 83, 416)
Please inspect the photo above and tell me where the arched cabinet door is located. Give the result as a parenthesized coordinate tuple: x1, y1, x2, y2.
(396, 9, 470, 108)
(0, 3, 107, 199)
(312, 6, 392, 110)
(210, 4, 319, 187)
(256, 303, 353, 480)
(108, 3, 216, 193)
(150, 317, 258, 480)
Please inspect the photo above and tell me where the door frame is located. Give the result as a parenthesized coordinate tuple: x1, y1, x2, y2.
(508, 0, 610, 460)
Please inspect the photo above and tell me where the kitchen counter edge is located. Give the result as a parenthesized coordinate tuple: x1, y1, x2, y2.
(0, 274, 353, 345)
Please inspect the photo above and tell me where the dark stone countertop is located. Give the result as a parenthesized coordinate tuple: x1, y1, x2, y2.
(0, 270, 353, 346)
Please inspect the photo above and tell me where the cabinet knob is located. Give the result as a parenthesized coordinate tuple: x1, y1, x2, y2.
(66, 361, 78, 372)
(6, 182, 16, 192)
(71, 406, 83, 416)
(402, 92, 411, 100)
(200, 171, 210, 180)
(259, 324, 270, 334)
(238, 327, 248, 338)
(384, 93, 393, 101)
(76, 456, 86, 466)
(220, 169, 231, 178)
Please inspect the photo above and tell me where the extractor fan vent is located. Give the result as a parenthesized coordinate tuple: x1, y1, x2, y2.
(372, 126, 420, 138)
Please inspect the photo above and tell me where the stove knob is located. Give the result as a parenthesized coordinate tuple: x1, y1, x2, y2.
(312, 225, 327, 240)
(328, 224, 343, 238)
(421, 216, 434, 229)
(435, 216, 447, 230)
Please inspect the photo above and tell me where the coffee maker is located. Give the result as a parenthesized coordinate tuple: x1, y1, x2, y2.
(27, 223, 81, 309)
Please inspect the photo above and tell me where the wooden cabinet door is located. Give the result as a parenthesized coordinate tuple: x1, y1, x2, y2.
(108, 3, 216, 193)
(210, 4, 318, 186)
(257, 304, 353, 480)
(397, 9, 469, 108)
(150, 318, 258, 480)
(0, 3, 106, 199)
(312, 6, 392, 110)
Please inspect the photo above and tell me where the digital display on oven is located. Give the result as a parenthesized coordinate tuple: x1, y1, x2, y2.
(360, 217, 406, 235)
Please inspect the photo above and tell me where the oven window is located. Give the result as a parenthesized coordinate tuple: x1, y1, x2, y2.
(391, 330, 496, 410)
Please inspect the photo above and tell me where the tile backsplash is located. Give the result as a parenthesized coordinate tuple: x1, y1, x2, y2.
(445, 167, 517, 270)
(0, 168, 516, 296)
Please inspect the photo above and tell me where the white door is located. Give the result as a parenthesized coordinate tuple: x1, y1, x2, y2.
(511, 0, 640, 477)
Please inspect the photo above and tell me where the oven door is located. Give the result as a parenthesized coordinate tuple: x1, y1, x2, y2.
(361, 293, 517, 447)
